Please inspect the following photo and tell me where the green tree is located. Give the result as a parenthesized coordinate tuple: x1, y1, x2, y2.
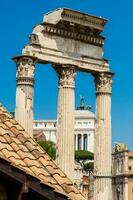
(75, 150, 94, 162)
(83, 162, 94, 171)
(75, 150, 94, 171)
(38, 140, 56, 160)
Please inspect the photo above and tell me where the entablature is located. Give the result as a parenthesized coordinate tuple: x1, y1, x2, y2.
(41, 24, 104, 47)
(43, 8, 107, 33)
(21, 8, 110, 73)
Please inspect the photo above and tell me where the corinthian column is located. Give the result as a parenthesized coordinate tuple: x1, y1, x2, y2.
(93, 72, 113, 200)
(54, 64, 76, 181)
(13, 55, 36, 137)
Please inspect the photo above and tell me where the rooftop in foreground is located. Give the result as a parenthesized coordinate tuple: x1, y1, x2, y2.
(0, 105, 86, 200)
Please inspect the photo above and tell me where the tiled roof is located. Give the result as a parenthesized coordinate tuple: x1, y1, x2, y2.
(128, 151, 133, 157)
(0, 105, 86, 200)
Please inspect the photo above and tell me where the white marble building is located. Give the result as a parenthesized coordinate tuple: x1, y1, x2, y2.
(33, 97, 95, 153)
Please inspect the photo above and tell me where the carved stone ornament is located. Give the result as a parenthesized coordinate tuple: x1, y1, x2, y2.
(15, 56, 36, 79)
(54, 65, 76, 88)
(114, 143, 128, 153)
(94, 72, 113, 94)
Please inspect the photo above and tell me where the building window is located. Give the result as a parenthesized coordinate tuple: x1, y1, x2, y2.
(84, 122, 87, 125)
(74, 135, 76, 149)
(83, 134, 87, 150)
(128, 166, 132, 171)
(78, 134, 81, 150)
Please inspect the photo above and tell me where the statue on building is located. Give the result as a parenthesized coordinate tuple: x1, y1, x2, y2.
(114, 143, 127, 153)
(77, 96, 92, 111)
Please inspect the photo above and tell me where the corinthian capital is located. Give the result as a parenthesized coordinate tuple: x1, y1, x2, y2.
(94, 72, 113, 94)
(54, 64, 76, 88)
(13, 55, 37, 78)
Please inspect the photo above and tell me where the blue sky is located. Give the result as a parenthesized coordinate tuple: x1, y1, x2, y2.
(0, 0, 133, 149)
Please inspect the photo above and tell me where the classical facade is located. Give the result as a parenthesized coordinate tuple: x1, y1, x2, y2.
(13, 8, 114, 199)
(33, 97, 95, 153)
(112, 144, 133, 200)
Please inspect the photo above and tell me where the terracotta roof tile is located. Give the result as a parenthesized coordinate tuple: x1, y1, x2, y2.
(10, 126, 22, 136)
(53, 173, 67, 185)
(46, 165, 66, 177)
(1, 148, 20, 159)
(128, 151, 133, 156)
(29, 166, 49, 176)
(10, 142, 20, 152)
(0, 135, 7, 143)
(12, 137, 22, 145)
(9, 156, 26, 166)
(62, 184, 79, 194)
(0, 114, 8, 123)
(17, 150, 35, 160)
(0, 105, 86, 200)
(18, 144, 29, 152)
(4, 120, 15, 128)
(38, 156, 52, 167)
(3, 133, 13, 143)
(20, 166, 34, 174)
(54, 184, 66, 193)
(38, 174, 50, 183)
(31, 149, 41, 158)
(17, 133, 29, 144)
(0, 143, 13, 151)
(0, 127, 8, 135)
(24, 140, 38, 151)
(0, 123, 9, 130)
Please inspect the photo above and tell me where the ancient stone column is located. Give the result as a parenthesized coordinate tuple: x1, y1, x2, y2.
(54, 64, 76, 181)
(93, 72, 113, 200)
(13, 55, 36, 137)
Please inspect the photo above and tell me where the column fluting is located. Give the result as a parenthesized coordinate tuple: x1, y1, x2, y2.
(54, 64, 76, 181)
(13, 55, 36, 137)
(93, 72, 113, 200)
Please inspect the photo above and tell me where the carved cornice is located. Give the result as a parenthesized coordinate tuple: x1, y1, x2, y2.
(54, 65, 76, 88)
(42, 24, 104, 47)
(43, 8, 107, 32)
(61, 11, 106, 29)
(94, 72, 113, 94)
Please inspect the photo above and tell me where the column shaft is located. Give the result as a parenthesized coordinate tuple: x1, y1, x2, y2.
(54, 65, 76, 181)
(81, 134, 84, 150)
(93, 72, 113, 200)
(13, 56, 36, 137)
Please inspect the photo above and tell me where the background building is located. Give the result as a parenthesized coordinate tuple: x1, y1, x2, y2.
(33, 97, 95, 153)
(112, 144, 133, 200)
